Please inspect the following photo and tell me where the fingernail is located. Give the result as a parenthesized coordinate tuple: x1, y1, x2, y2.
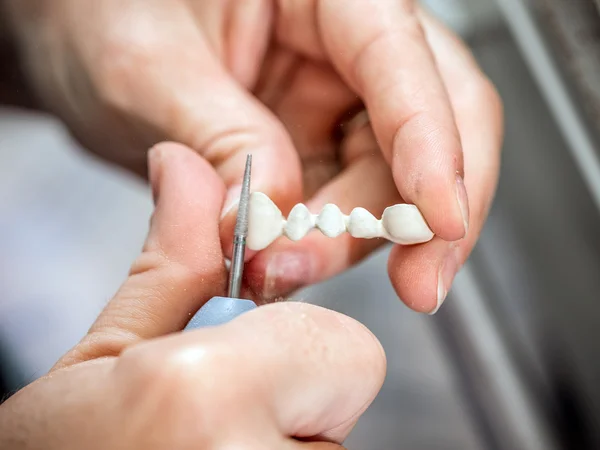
(431, 244, 460, 315)
(264, 252, 314, 299)
(456, 174, 470, 236)
(221, 185, 242, 219)
(147, 147, 163, 203)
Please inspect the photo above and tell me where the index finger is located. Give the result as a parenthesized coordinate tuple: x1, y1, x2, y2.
(317, 0, 468, 240)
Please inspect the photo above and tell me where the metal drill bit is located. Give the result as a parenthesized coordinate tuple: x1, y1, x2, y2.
(227, 154, 252, 298)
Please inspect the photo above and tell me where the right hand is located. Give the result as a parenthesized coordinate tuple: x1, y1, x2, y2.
(0, 144, 386, 450)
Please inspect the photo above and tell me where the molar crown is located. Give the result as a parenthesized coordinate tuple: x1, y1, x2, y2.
(347, 208, 381, 239)
(247, 192, 283, 251)
(246, 192, 434, 251)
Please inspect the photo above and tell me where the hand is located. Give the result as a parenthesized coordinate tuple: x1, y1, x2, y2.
(0, 144, 386, 450)
(4, 0, 503, 313)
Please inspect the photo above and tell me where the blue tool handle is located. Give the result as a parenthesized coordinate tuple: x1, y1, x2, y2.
(184, 296, 257, 330)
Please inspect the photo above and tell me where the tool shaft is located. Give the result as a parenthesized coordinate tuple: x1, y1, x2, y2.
(184, 154, 254, 330)
(227, 154, 252, 298)
(228, 235, 246, 298)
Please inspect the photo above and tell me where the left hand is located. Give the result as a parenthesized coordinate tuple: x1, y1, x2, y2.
(5, 1, 503, 313)
(244, 9, 503, 314)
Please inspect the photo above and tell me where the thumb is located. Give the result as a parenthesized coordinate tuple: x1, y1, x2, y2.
(55, 143, 228, 370)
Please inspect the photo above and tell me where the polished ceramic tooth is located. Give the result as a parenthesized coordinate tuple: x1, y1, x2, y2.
(284, 203, 315, 241)
(247, 192, 284, 251)
(347, 207, 382, 239)
(247, 192, 435, 250)
(381, 204, 434, 245)
(316, 204, 346, 238)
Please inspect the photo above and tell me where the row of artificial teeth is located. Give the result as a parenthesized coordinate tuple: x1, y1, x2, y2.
(246, 192, 434, 251)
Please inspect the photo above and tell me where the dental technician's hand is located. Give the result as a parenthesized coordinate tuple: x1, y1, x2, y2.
(0, 144, 386, 450)
(4, 0, 503, 314)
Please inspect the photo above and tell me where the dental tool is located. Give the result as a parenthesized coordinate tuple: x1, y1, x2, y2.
(184, 155, 256, 330)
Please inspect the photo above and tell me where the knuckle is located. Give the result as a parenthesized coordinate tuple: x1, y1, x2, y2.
(115, 341, 242, 414)
(116, 350, 194, 424)
(199, 118, 290, 166)
(130, 247, 226, 299)
(169, 260, 225, 297)
(460, 73, 502, 113)
(94, 25, 157, 110)
(449, 71, 504, 146)
(116, 345, 179, 394)
(462, 74, 504, 144)
(476, 76, 502, 111)
(351, 9, 424, 89)
(128, 247, 164, 277)
(482, 77, 504, 122)
(55, 330, 131, 368)
(109, 345, 209, 441)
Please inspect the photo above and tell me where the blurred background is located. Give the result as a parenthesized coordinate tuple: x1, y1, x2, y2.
(2, 0, 600, 448)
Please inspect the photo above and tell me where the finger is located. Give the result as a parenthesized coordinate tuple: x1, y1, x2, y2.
(387, 9, 503, 314)
(56, 143, 229, 368)
(278, 0, 468, 240)
(116, 302, 386, 445)
(94, 6, 303, 250)
(245, 148, 401, 302)
(220, 59, 358, 260)
(219, 57, 360, 262)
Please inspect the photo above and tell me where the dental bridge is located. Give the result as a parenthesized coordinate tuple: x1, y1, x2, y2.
(185, 155, 434, 330)
(246, 192, 434, 251)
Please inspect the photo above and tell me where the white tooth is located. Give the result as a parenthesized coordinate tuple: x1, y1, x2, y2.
(247, 192, 435, 250)
(247, 192, 284, 251)
(316, 204, 346, 238)
(284, 203, 314, 241)
(347, 207, 382, 239)
(381, 204, 434, 245)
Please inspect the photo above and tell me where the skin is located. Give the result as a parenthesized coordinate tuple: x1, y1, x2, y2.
(0, 144, 387, 449)
(0, 2, 502, 445)
(3, 0, 503, 313)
